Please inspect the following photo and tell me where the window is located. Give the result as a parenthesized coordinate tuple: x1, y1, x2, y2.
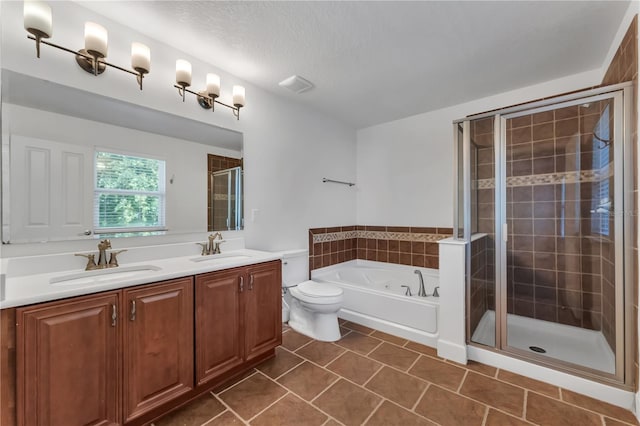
(94, 151, 166, 234)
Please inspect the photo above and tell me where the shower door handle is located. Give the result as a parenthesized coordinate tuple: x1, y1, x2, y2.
(503, 223, 508, 242)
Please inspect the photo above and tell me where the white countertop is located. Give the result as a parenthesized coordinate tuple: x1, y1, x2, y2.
(0, 247, 282, 309)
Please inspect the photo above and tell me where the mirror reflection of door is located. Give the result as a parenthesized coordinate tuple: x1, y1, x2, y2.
(207, 154, 243, 231)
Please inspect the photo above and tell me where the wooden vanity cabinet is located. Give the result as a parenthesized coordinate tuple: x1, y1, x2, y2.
(122, 278, 193, 423)
(16, 292, 121, 426)
(195, 260, 282, 384)
(10, 260, 281, 426)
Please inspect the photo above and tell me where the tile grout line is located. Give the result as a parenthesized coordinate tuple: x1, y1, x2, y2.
(250, 368, 344, 425)
(245, 390, 291, 423)
(360, 362, 386, 388)
(405, 351, 423, 372)
(361, 398, 386, 426)
(208, 393, 250, 426)
(480, 405, 489, 426)
(215, 369, 259, 396)
(456, 369, 469, 394)
(410, 382, 430, 412)
(529, 387, 636, 424)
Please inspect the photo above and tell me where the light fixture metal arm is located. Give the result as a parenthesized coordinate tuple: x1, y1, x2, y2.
(173, 84, 241, 120)
(27, 35, 148, 90)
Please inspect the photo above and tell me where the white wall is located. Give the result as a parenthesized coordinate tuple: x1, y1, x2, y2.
(356, 68, 602, 226)
(0, 1, 357, 255)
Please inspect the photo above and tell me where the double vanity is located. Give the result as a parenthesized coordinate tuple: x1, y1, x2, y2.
(0, 241, 283, 426)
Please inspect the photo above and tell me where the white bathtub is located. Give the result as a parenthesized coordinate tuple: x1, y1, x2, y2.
(311, 260, 439, 347)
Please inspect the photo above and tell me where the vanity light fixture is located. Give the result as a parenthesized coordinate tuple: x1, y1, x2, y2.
(173, 60, 245, 120)
(23, 0, 151, 90)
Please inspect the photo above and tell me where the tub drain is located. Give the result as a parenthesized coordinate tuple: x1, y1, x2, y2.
(529, 346, 546, 354)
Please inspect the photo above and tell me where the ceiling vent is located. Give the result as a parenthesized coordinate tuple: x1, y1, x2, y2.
(279, 75, 314, 94)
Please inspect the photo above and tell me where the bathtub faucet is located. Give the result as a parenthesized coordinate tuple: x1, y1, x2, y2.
(414, 270, 427, 297)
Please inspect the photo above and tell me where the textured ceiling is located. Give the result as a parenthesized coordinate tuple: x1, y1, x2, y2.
(77, 1, 630, 129)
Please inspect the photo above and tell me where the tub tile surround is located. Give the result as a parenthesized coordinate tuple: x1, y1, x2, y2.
(150, 323, 640, 426)
(308, 226, 453, 275)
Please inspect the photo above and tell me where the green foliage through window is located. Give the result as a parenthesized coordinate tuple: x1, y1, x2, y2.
(94, 151, 166, 232)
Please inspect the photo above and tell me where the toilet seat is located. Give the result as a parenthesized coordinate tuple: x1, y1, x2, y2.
(297, 280, 342, 297)
(290, 281, 343, 304)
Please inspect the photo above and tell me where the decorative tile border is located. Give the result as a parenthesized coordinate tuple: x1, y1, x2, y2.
(477, 167, 613, 189)
(312, 231, 358, 243)
(308, 226, 453, 274)
(312, 230, 449, 244)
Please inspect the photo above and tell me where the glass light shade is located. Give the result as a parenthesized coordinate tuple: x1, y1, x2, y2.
(206, 73, 220, 97)
(84, 22, 108, 57)
(175, 59, 192, 86)
(131, 42, 150, 73)
(232, 85, 245, 107)
(24, 0, 52, 38)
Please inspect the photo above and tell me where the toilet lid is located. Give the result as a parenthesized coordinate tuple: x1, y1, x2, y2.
(297, 280, 343, 298)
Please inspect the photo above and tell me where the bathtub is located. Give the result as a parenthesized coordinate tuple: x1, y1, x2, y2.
(311, 260, 439, 347)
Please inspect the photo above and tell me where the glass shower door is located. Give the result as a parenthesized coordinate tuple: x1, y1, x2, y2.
(211, 166, 243, 231)
(457, 84, 632, 385)
(501, 92, 624, 378)
(457, 117, 499, 347)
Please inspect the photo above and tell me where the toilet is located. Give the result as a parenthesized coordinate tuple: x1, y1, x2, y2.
(282, 250, 343, 342)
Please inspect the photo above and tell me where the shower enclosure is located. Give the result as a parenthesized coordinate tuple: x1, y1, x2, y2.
(454, 83, 633, 386)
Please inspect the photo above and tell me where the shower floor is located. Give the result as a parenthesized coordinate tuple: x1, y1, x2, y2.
(471, 310, 615, 374)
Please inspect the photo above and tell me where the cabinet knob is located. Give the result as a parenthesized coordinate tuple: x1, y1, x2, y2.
(239, 276, 244, 292)
(249, 275, 254, 291)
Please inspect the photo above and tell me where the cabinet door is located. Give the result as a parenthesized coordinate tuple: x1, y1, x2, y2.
(123, 278, 194, 423)
(195, 268, 244, 386)
(244, 261, 282, 362)
(17, 292, 120, 426)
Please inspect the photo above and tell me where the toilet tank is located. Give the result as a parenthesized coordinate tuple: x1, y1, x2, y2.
(281, 249, 309, 288)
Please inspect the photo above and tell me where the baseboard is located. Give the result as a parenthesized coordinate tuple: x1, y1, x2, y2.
(437, 339, 468, 364)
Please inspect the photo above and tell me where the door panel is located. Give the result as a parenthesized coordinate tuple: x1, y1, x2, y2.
(17, 293, 120, 426)
(123, 278, 193, 422)
(195, 269, 244, 386)
(244, 261, 282, 362)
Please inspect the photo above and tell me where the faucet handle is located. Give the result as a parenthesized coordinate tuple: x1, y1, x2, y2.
(75, 253, 97, 271)
(401, 285, 412, 297)
(196, 242, 208, 256)
(212, 239, 225, 254)
(108, 250, 127, 267)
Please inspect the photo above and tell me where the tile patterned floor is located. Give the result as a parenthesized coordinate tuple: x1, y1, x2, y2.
(153, 320, 639, 426)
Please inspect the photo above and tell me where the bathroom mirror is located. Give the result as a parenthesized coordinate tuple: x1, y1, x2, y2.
(1, 70, 244, 244)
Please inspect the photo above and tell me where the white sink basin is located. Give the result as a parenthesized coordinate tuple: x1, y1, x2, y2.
(189, 253, 253, 263)
(50, 265, 162, 286)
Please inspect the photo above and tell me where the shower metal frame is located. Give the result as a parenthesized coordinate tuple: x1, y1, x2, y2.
(453, 82, 634, 388)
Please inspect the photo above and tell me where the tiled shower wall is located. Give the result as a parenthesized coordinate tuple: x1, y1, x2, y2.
(308, 226, 453, 275)
(473, 119, 497, 327)
(501, 103, 613, 333)
(469, 235, 489, 336)
(602, 16, 638, 388)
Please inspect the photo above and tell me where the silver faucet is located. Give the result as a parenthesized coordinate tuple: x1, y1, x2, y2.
(415, 269, 427, 297)
(197, 233, 225, 256)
